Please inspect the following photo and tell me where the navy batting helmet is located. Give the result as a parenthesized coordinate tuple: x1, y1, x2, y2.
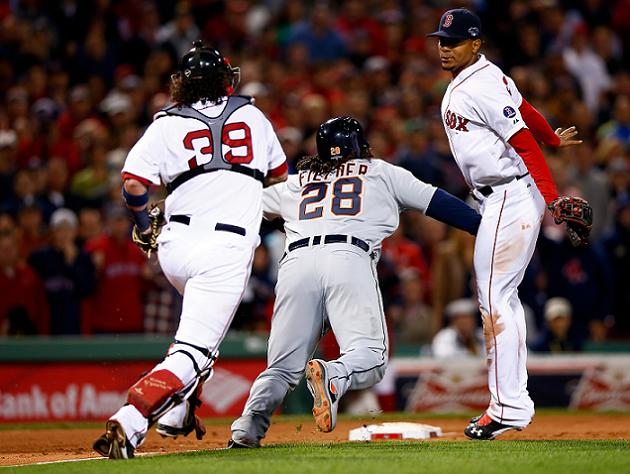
(177, 40, 240, 91)
(316, 116, 370, 162)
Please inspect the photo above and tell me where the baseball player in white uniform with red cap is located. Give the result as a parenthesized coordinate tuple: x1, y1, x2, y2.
(427, 9, 590, 439)
(93, 41, 287, 459)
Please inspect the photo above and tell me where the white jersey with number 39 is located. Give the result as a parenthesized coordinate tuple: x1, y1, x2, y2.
(122, 98, 286, 241)
(440, 54, 530, 189)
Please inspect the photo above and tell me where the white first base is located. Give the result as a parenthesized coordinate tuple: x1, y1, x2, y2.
(348, 422, 443, 441)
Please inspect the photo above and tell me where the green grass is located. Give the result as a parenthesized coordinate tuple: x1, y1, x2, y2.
(4, 440, 629, 474)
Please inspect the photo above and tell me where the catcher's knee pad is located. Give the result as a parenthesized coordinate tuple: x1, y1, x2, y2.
(127, 369, 185, 418)
(159, 340, 215, 385)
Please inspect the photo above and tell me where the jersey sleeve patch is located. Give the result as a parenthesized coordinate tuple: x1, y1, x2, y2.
(503, 106, 517, 118)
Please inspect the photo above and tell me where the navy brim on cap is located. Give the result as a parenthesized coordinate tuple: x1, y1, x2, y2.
(426, 30, 468, 39)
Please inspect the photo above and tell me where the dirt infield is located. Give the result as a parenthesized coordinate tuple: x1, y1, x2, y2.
(1, 413, 629, 467)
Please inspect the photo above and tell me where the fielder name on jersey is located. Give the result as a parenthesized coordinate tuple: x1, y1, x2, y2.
(297, 161, 369, 186)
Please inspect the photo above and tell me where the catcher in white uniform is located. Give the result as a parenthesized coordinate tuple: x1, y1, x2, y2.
(427, 9, 592, 440)
(93, 41, 287, 459)
(228, 116, 482, 448)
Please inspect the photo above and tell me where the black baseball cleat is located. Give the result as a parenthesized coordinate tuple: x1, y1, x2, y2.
(227, 438, 259, 449)
(464, 413, 523, 440)
(93, 420, 135, 459)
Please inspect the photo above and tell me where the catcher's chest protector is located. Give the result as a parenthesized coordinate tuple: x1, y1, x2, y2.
(158, 96, 264, 193)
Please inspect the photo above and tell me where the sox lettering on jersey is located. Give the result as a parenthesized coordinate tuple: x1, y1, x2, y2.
(444, 109, 470, 132)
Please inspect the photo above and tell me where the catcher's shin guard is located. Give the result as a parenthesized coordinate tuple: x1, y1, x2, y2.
(127, 369, 185, 419)
(127, 341, 215, 427)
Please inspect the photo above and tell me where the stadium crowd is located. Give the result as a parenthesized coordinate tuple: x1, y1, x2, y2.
(0, 0, 629, 354)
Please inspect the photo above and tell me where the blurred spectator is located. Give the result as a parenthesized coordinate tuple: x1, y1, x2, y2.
(69, 129, 111, 208)
(144, 259, 181, 335)
(606, 157, 630, 199)
(432, 299, 484, 358)
(381, 222, 431, 297)
(233, 244, 275, 331)
(563, 142, 610, 240)
(0, 230, 49, 335)
(397, 120, 445, 189)
(286, 2, 348, 63)
(390, 268, 432, 345)
(562, 23, 611, 112)
(601, 195, 630, 337)
(431, 227, 476, 333)
(531, 297, 577, 352)
(15, 204, 47, 259)
(157, 1, 200, 58)
(335, 0, 387, 64)
(84, 206, 148, 334)
(597, 94, 630, 149)
(28, 208, 96, 334)
(539, 231, 613, 347)
(77, 207, 104, 245)
(38, 157, 72, 223)
(277, 126, 304, 172)
(0, 129, 18, 203)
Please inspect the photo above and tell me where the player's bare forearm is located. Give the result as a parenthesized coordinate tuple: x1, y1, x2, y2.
(123, 178, 149, 210)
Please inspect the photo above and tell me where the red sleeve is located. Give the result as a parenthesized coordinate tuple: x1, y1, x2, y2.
(121, 172, 153, 187)
(509, 129, 559, 204)
(269, 161, 288, 177)
(519, 99, 561, 147)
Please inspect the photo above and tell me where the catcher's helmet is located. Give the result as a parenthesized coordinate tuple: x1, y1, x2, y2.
(177, 40, 240, 91)
(316, 116, 369, 162)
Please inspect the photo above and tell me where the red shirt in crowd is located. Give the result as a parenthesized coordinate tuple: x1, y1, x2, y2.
(381, 236, 432, 298)
(84, 235, 147, 334)
(0, 262, 49, 334)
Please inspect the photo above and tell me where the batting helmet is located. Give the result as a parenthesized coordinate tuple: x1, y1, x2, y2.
(176, 40, 240, 92)
(316, 116, 370, 163)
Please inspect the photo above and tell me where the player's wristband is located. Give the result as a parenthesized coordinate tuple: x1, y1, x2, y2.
(131, 208, 151, 232)
(426, 189, 481, 236)
(122, 188, 149, 207)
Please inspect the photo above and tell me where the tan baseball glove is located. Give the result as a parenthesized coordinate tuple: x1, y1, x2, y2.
(131, 203, 165, 258)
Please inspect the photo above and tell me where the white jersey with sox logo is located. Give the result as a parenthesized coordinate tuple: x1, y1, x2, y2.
(439, 54, 546, 428)
(440, 54, 530, 188)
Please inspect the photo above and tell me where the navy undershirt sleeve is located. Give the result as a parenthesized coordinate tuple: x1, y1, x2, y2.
(425, 188, 481, 236)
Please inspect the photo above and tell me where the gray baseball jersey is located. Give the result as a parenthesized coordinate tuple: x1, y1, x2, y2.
(231, 158, 437, 445)
(263, 158, 437, 251)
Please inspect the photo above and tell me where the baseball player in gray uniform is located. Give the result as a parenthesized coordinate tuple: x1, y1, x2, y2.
(228, 116, 482, 448)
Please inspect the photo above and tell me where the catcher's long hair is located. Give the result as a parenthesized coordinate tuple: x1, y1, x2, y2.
(169, 71, 232, 106)
(295, 148, 374, 175)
